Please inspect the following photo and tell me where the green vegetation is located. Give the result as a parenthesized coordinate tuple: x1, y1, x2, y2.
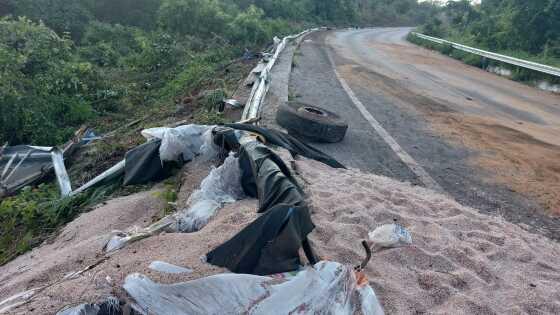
(0, 183, 119, 265)
(413, 0, 560, 84)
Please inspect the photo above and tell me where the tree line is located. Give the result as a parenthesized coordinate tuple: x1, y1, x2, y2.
(421, 0, 560, 62)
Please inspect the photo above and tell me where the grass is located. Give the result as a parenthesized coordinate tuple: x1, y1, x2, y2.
(0, 182, 120, 265)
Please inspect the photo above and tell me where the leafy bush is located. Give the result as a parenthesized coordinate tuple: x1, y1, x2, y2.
(227, 5, 271, 48)
(0, 17, 98, 145)
(125, 31, 184, 72)
(0, 183, 117, 265)
(159, 55, 217, 99)
(12, 0, 93, 41)
(80, 22, 142, 66)
(158, 0, 228, 37)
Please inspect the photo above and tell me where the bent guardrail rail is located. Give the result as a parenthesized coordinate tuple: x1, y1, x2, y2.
(242, 28, 323, 121)
(411, 32, 560, 78)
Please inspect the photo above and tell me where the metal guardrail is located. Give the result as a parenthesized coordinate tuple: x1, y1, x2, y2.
(242, 28, 323, 120)
(411, 32, 560, 78)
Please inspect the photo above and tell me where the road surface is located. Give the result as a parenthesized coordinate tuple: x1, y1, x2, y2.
(289, 28, 560, 239)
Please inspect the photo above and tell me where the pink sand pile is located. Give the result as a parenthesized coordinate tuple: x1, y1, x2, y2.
(298, 156, 560, 314)
(1, 154, 559, 314)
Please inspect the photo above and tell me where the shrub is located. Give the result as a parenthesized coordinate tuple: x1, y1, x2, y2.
(227, 5, 271, 48)
(0, 17, 96, 145)
(158, 0, 229, 38)
(12, 0, 93, 41)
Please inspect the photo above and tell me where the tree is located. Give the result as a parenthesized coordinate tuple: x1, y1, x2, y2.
(0, 17, 96, 145)
(158, 0, 229, 37)
(227, 5, 270, 47)
(12, 0, 93, 41)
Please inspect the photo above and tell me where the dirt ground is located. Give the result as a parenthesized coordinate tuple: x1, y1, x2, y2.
(430, 113, 560, 216)
(297, 156, 560, 314)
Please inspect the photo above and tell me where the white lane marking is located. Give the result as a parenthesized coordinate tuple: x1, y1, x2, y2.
(326, 49, 445, 193)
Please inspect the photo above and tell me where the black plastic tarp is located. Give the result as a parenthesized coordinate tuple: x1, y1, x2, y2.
(225, 123, 345, 169)
(206, 140, 317, 275)
(239, 141, 304, 213)
(123, 140, 172, 186)
(206, 203, 315, 275)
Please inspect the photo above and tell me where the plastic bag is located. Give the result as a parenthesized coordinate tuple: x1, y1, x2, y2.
(176, 153, 245, 232)
(368, 224, 412, 248)
(141, 125, 214, 162)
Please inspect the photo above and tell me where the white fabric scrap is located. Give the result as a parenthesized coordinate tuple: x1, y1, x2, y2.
(124, 261, 384, 315)
(175, 153, 245, 232)
(141, 125, 216, 162)
(148, 261, 193, 274)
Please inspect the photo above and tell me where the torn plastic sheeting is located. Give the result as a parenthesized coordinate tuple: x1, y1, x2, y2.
(175, 153, 245, 232)
(123, 140, 171, 186)
(206, 140, 316, 275)
(225, 123, 345, 169)
(75, 125, 218, 193)
(56, 296, 123, 315)
(238, 141, 304, 213)
(141, 125, 214, 163)
(124, 261, 384, 315)
(104, 153, 243, 252)
(0, 287, 40, 314)
(148, 261, 193, 274)
(206, 203, 315, 275)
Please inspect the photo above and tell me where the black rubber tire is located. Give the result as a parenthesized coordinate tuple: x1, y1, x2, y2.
(276, 101, 348, 143)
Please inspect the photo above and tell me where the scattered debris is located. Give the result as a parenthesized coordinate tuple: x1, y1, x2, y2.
(124, 261, 384, 315)
(1, 147, 72, 199)
(56, 296, 124, 315)
(0, 127, 96, 199)
(368, 224, 412, 248)
(244, 62, 267, 87)
(223, 98, 243, 109)
(176, 153, 244, 232)
(206, 139, 316, 275)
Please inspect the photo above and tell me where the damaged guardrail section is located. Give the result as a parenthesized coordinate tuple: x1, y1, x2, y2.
(242, 27, 323, 121)
(412, 32, 560, 78)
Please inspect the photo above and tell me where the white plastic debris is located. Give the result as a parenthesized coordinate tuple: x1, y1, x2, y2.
(141, 125, 215, 162)
(103, 153, 244, 252)
(56, 296, 120, 315)
(0, 287, 41, 313)
(148, 261, 193, 274)
(104, 217, 175, 252)
(124, 261, 384, 315)
(368, 224, 412, 248)
(176, 153, 244, 232)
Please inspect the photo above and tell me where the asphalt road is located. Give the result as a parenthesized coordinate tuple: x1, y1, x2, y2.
(289, 28, 560, 239)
